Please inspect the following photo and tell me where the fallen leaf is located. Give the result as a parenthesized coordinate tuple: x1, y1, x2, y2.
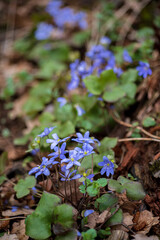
(85, 211, 99, 228)
(133, 233, 159, 240)
(11, 220, 29, 240)
(96, 210, 111, 224)
(108, 230, 129, 240)
(2, 208, 33, 217)
(133, 210, 159, 234)
(0, 233, 19, 240)
(122, 212, 133, 232)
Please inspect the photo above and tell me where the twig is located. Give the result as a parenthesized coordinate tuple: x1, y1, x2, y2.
(0, 216, 26, 221)
(118, 137, 160, 143)
(108, 108, 160, 140)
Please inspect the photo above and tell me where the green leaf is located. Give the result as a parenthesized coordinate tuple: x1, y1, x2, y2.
(39, 112, 55, 125)
(121, 83, 137, 99)
(26, 192, 61, 239)
(56, 121, 75, 138)
(53, 204, 74, 230)
(108, 179, 123, 194)
(14, 176, 36, 198)
(14, 135, 29, 145)
(106, 208, 123, 226)
(55, 229, 77, 240)
(98, 228, 111, 238)
(79, 184, 86, 193)
(96, 178, 108, 187)
(82, 229, 97, 240)
(0, 175, 7, 185)
(120, 69, 138, 83)
(72, 31, 90, 46)
(26, 212, 51, 239)
(103, 86, 125, 102)
(83, 70, 117, 95)
(23, 97, 44, 116)
(95, 193, 118, 212)
(98, 137, 117, 153)
(87, 185, 99, 197)
(123, 182, 146, 200)
(117, 176, 131, 185)
(142, 117, 156, 127)
(0, 152, 8, 174)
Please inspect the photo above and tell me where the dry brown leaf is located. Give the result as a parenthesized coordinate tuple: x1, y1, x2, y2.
(108, 230, 129, 240)
(11, 220, 29, 240)
(2, 208, 33, 217)
(0, 218, 10, 230)
(0, 233, 19, 240)
(85, 211, 99, 229)
(133, 210, 159, 234)
(133, 233, 159, 240)
(96, 210, 111, 224)
(122, 212, 134, 232)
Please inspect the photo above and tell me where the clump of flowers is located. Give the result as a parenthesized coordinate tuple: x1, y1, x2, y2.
(35, 0, 88, 40)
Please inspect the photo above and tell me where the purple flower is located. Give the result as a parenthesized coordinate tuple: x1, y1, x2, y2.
(60, 166, 81, 181)
(31, 148, 39, 156)
(98, 156, 114, 177)
(46, 133, 70, 149)
(75, 143, 95, 158)
(100, 36, 111, 45)
(84, 209, 94, 217)
(105, 65, 123, 77)
(48, 142, 68, 160)
(38, 127, 56, 138)
(75, 105, 85, 116)
(46, 0, 62, 17)
(11, 206, 18, 212)
(136, 61, 152, 78)
(61, 150, 81, 169)
(123, 50, 132, 63)
(72, 131, 100, 145)
(28, 157, 53, 178)
(57, 97, 67, 107)
(35, 23, 53, 40)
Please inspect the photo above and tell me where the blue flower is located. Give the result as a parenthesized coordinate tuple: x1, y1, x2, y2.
(31, 148, 39, 156)
(84, 209, 94, 217)
(68, 72, 80, 90)
(61, 150, 81, 169)
(11, 206, 18, 212)
(35, 22, 53, 40)
(57, 97, 67, 107)
(46, 133, 70, 149)
(60, 166, 81, 181)
(100, 36, 111, 45)
(75, 143, 95, 158)
(123, 50, 132, 63)
(136, 61, 152, 78)
(29, 157, 53, 178)
(46, 0, 62, 17)
(72, 131, 100, 145)
(38, 127, 56, 138)
(48, 142, 68, 160)
(98, 156, 114, 177)
(75, 105, 85, 116)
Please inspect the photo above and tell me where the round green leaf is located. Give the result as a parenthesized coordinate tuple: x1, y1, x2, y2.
(103, 86, 125, 102)
(142, 117, 156, 127)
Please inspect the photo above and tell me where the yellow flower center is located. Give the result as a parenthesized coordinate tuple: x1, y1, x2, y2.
(84, 151, 88, 155)
(107, 163, 110, 166)
(43, 165, 46, 168)
(111, 159, 114, 163)
(71, 157, 74, 161)
(57, 139, 60, 142)
(83, 173, 87, 177)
